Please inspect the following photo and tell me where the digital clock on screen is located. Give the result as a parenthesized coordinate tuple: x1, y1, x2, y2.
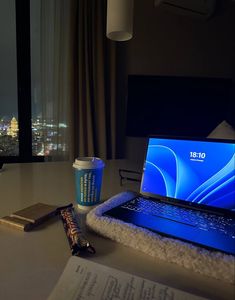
(190, 152, 206, 159)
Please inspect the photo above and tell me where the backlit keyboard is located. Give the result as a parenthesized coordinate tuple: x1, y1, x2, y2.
(121, 197, 235, 238)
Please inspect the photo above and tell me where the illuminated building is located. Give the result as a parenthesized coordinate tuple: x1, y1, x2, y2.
(7, 117, 19, 137)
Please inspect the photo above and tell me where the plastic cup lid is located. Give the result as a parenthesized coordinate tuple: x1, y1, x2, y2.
(73, 157, 105, 169)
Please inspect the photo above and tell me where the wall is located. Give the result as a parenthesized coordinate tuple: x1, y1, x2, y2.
(124, 0, 235, 162)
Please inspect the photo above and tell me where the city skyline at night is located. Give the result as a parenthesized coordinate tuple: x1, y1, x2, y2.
(0, 114, 68, 157)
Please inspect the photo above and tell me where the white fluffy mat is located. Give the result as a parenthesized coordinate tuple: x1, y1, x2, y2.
(86, 191, 235, 284)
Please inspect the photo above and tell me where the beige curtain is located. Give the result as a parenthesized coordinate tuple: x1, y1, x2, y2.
(40, 0, 76, 161)
(74, 0, 118, 160)
(39, 0, 122, 161)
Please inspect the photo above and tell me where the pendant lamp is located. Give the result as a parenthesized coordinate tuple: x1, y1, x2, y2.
(106, 0, 134, 41)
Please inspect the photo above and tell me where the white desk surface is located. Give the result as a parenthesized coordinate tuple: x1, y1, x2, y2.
(0, 160, 234, 300)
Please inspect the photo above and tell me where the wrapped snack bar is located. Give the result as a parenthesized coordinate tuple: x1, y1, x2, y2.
(58, 204, 95, 256)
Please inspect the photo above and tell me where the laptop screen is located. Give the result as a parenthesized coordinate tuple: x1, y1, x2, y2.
(140, 137, 235, 211)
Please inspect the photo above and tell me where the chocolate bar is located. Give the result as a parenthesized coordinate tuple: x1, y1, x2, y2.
(58, 204, 95, 256)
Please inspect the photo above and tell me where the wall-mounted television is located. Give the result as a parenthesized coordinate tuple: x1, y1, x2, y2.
(126, 75, 233, 138)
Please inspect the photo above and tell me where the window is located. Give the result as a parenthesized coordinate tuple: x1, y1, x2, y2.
(0, 0, 72, 164)
(0, 0, 19, 158)
(0, 0, 42, 163)
(30, 0, 72, 160)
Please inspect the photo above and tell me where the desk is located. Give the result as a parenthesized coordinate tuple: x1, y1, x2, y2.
(0, 161, 234, 300)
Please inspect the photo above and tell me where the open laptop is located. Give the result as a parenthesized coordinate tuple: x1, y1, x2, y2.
(104, 136, 235, 255)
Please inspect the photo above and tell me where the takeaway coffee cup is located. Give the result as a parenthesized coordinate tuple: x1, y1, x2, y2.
(73, 157, 105, 208)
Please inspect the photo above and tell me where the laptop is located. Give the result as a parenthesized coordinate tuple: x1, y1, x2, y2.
(104, 136, 235, 255)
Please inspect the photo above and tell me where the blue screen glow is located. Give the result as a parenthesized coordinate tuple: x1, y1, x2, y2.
(141, 138, 235, 211)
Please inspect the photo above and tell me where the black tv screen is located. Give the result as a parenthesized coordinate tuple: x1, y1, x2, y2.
(126, 75, 233, 138)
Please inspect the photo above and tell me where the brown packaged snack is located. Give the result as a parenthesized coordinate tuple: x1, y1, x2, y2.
(58, 204, 96, 256)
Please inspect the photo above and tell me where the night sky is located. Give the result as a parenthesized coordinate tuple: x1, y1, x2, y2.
(0, 0, 18, 118)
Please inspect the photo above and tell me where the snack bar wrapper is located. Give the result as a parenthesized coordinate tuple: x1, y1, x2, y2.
(57, 204, 96, 256)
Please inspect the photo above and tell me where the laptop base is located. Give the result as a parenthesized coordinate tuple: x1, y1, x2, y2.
(104, 196, 235, 256)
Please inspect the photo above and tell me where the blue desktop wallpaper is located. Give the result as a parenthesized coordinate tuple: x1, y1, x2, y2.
(141, 138, 235, 211)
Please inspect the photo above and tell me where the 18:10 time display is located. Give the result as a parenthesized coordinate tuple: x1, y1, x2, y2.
(190, 152, 206, 159)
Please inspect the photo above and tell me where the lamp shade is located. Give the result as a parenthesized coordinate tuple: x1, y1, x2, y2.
(106, 0, 134, 41)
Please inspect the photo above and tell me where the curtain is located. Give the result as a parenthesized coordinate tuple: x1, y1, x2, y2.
(74, 0, 118, 160)
(40, 0, 76, 161)
(39, 0, 122, 161)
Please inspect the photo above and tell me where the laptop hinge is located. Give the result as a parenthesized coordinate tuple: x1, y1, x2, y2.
(149, 196, 229, 217)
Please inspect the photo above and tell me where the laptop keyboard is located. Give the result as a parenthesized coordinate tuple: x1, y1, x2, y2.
(121, 197, 235, 238)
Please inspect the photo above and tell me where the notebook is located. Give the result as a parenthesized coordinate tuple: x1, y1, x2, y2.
(104, 136, 235, 255)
